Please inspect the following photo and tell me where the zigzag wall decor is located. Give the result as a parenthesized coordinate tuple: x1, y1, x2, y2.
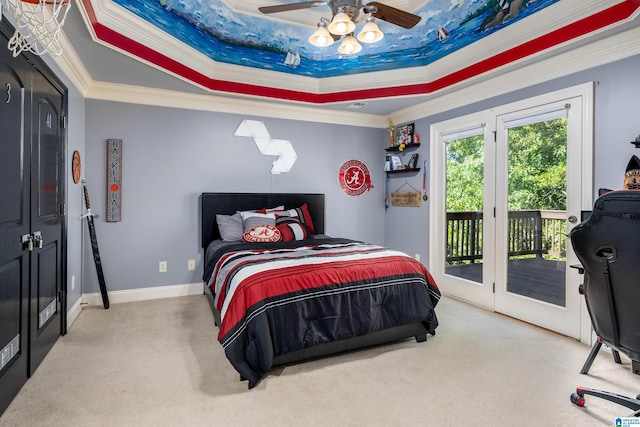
(234, 120, 297, 174)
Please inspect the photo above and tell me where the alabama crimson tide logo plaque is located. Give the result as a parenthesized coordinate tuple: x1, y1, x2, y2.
(338, 159, 373, 196)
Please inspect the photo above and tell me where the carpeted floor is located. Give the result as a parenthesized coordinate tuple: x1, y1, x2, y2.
(1, 295, 638, 426)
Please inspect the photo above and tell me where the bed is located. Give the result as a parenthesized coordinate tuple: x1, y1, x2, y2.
(201, 192, 440, 388)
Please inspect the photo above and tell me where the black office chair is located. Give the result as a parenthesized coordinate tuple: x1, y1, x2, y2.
(569, 190, 640, 416)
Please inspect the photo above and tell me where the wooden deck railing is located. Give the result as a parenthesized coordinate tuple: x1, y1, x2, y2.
(446, 210, 566, 263)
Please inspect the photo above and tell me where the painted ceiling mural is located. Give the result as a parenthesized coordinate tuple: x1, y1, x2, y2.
(113, 0, 559, 78)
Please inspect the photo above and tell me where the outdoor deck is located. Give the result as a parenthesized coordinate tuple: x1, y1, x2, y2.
(445, 257, 567, 306)
(444, 209, 568, 306)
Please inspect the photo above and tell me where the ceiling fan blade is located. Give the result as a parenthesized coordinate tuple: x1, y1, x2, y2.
(366, 2, 421, 29)
(259, 1, 327, 14)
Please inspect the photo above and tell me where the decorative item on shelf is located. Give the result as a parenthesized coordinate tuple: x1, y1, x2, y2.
(408, 153, 419, 169)
(396, 123, 414, 146)
(387, 118, 394, 146)
(414, 133, 420, 144)
(390, 181, 421, 207)
(631, 134, 640, 148)
(384, 154, 403, 171)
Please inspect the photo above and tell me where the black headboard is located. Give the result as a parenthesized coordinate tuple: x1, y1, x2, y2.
(201, 193, 326, 248)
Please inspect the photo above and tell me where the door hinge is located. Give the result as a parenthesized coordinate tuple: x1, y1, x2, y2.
(60, 116, 67, 129)
(493, 130, 497, 142)
(493, 207, 496, 218)
(492, 282, 495, 293)
(60, 203, 66, 216)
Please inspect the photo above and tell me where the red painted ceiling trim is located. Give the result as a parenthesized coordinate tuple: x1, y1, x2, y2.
(81, 0, 639, 104)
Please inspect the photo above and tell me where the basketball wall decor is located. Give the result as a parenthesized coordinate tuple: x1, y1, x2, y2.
(338, 159, 373, 196)
(106, 139, 123, 222)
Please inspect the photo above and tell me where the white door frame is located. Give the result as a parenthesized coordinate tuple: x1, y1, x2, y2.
(429, 82, 594, 343)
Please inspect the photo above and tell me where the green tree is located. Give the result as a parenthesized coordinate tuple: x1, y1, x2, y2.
(445, 118, 567, 212)
(507, 118, 567, 210)
(446, 135, 484, 212)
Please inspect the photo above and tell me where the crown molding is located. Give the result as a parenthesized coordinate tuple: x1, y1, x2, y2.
(84, 81, 385, 127)
(391, 23, 640, 124)
(52, 31, 94, 96)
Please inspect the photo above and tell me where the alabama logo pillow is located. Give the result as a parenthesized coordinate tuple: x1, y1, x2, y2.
(242, 224, 282, 243)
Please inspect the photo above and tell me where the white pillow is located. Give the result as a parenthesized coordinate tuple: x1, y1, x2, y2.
(239, 211, 276, 221)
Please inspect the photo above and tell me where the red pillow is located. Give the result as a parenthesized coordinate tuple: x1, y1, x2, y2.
(297, 203, 316, 235)
(277, 222, 309, 241)
(263, 203, 316, 235)
(242, 224, 282, 243)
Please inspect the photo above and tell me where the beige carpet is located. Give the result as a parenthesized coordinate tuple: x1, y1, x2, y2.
(1, 295, 638, 426)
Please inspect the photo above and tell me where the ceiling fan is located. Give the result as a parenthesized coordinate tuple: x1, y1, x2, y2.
(259, 0, 421, 54)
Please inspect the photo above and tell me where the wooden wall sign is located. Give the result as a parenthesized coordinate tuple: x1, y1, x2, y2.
(106, 139, 123, 222)
(391, 191, 421, 207)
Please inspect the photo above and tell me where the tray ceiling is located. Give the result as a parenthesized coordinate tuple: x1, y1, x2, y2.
(77, 0, 640, 105)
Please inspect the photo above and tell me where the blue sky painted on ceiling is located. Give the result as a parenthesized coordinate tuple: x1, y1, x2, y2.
(112, 0, 559, 78)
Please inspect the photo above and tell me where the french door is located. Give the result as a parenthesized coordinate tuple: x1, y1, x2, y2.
(430, 84, 593, 339)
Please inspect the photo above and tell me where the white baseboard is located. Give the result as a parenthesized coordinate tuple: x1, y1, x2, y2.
(81, 282, 205, 307)
(66, 297, 84, 329)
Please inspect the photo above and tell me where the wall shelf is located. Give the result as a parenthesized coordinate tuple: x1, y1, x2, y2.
(385, 143, 420, 153)
(386, 168, 421, 175)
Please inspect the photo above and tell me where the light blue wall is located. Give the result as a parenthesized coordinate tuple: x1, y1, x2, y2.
(82, 102, 384, 293)
(384, 54, 640, 269)
(59, 53, 640, 299)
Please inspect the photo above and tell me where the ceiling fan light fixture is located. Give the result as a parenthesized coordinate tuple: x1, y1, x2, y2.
(328, 11, 356, 36)
(357, 18, 383, 43)
(309, 20, 334, 47)
(338, 34, 362, 55)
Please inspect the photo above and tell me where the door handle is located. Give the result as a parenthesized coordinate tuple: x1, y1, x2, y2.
(568, 215, 578, 224)
(33, 231, 43, 249)
(22, 234, 33, 251)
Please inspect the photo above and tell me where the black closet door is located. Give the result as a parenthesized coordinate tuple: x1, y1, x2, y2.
(0, 45, 32, 415)
(28, 69, 65, 376)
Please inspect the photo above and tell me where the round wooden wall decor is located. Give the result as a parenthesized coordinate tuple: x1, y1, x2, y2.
(72, 150, 81, 184)
(338, 159, 373, 196)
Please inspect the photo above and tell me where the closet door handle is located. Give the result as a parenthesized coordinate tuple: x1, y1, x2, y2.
(21, 234, 33, 251)
(33, 231, 43, 249)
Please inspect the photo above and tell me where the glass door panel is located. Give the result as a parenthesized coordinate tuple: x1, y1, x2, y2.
(506, 117, 568, 307)
(445, 133, 485, 284)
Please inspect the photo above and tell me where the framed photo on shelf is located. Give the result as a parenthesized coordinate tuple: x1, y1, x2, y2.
(396, 123, 414, 146)
(408, 153, 419, 169)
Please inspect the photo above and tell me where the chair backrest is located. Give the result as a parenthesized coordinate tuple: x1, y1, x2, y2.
(569, 190, 640, 362)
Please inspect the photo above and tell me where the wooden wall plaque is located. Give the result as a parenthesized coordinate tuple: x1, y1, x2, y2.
(106, 139, 123, 222)
(390, 191, 421, 207)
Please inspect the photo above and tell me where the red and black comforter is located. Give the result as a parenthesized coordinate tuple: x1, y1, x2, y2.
(203, 238, 440, 387)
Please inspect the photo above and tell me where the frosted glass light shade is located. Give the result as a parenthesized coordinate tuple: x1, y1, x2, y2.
(338, 34, 362, 54)
(357, 21, 383, 43)
(328, 12, 356, 35)
(309, 24, 334, 47)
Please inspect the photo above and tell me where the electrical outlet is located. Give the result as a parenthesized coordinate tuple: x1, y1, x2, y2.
(71, 274, 75, 290)
(187, 259, 196, 271)
(415, 253, 421, 262)
(159, 261, 167, 273)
